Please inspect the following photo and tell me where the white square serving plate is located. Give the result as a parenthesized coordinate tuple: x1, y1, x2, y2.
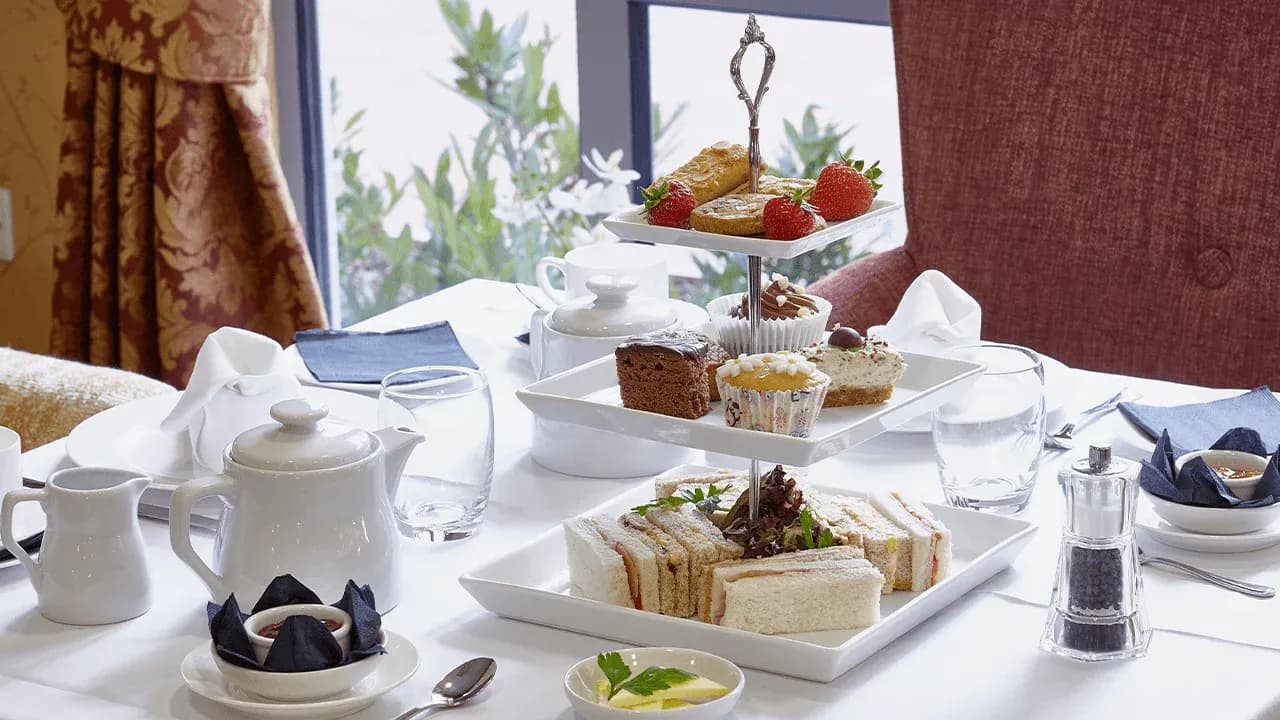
(515, 351, 983, 467)
(459, 476, 1037, 682)
(602, 200, 901, 259)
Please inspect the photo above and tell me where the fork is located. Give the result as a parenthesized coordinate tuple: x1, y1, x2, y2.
(1043, 388, 1134, 451)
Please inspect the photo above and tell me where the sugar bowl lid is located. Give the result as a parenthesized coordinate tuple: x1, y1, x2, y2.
(229, 399, 373, 472)
(547, 275, 676, 338)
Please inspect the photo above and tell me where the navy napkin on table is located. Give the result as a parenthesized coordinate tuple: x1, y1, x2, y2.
(1119, 387, 1280, 453)
(207, 574, 385, 673)
(294, 321, 477, 384)
(1139, 428, 1280, 508)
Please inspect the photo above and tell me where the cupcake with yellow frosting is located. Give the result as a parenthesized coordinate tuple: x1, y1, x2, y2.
(715, 351, 830, 437)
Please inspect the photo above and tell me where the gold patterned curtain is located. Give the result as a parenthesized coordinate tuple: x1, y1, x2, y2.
(50, 0, 327, 386)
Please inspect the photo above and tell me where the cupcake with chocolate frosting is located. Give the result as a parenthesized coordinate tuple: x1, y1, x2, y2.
(707, 273, 832, 355)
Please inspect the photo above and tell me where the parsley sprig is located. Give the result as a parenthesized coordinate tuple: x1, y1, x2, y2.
(596, 652, 698, 700)
(799, 507, 836, 550)
(631, 483, 730, 517)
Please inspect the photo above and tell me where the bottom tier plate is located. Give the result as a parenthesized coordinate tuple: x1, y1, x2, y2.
(459, 468, 1036, 682)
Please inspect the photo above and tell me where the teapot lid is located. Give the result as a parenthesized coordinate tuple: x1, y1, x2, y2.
(229, 399, 373, 472)
(547, 275, 676, 338)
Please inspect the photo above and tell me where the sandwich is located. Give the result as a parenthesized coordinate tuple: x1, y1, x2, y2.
(619, 512, 692, 617)
(653, 468, 746, 499)
(870, 491, 953, 592)
(806, 493, 907, 594)
(701, 547, 883, 634)
(646, 505, 743, 611)
(696, 545, 864, 622)
(563, 516, 660, 612)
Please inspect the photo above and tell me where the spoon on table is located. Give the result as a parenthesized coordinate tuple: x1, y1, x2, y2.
(1138, 548, 1275, 599)
(392, 657, 497, 720)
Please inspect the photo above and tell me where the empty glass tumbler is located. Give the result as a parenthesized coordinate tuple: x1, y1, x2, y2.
(379, 366, 494, 542)
(932, 343, 1045, 514)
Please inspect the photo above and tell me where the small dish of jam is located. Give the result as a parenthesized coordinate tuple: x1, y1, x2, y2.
(257, 617, 344, 639)
(1175, 449, 1270, 501)
(244, 604, 352, 665)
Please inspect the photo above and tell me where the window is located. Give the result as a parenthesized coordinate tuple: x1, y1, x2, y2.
(277, 0, 900, 325)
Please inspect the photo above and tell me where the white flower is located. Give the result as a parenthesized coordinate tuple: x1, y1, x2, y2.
(583, 148, 640, 185)
(570, 223, 619, 248)
(548, 179, 591, 213)
(493, 192, 544, 225)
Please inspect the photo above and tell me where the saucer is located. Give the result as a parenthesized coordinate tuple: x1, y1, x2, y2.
(181, 630, 418, 719)
(1137, 494, 1280, 554)
(66, 386, 379, 490)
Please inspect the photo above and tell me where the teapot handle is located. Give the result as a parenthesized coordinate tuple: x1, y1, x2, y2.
(0, 489, 44, 588)
(169, 474, 233, 601)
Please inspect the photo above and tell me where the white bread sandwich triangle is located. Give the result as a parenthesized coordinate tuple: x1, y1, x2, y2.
(870, 491, 953, 591)
(620, 511, 692, 616)
(654, 468, 746, 498)
(646, 504, 743, 613)
(564, 516, 632, 607)
(697, 545, 864, 622)
(563, 516, 661, 611)
(705, 548, 884, 634)
(807, 493, 907, 595)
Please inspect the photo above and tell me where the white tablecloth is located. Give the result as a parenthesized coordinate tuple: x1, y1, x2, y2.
(3, 279, 1279, 719)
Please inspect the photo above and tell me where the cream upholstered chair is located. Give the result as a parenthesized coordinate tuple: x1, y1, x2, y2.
(0, 348, 173, 450)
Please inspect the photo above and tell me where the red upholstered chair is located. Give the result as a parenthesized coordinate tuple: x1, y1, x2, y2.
(810, 0, 1280, 388)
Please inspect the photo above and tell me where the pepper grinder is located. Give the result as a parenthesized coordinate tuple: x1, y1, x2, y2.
(1041, 444, 1151, 661)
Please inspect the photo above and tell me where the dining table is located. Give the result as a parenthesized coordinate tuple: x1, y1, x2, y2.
(3, 278, 1279, 720)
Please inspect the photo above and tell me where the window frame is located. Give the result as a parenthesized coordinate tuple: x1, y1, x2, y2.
(575, 0, 891, 190)
(276, 0, 894, 322)
(272, 0, 339, 323)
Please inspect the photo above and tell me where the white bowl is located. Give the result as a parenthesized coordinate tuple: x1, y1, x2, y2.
(244, 604, 351, 666)
(210, 630, 385, 703)
(564, 647, 744, 719)
(1143, 489, 1280, 535)
(1174, 449, 1270, 500)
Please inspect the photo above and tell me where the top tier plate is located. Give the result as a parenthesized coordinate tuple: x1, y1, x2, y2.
(602, 199, 900, 259)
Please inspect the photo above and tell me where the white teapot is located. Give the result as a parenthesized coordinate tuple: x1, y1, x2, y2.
(528, 275, 696, 478)
(169, 398, 423, 610)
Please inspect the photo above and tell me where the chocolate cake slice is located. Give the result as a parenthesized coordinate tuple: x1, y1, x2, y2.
(615, 329, 712, 419)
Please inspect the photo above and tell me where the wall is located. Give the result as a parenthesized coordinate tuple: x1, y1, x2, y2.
(0, 1, 65, 354)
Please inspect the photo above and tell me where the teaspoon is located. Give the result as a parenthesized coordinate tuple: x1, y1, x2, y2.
(1138, 548, 1275, 598)
(391, 657, 497, 720)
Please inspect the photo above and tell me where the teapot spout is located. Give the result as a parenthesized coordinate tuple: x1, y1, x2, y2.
(375, 426, 425, 503)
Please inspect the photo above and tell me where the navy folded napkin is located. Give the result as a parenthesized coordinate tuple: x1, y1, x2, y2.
(295, 321, 477, 384)
(1119, 387, 1280, 453)
(1139, 428, 1280, 508)
(207, 574, 384, 673)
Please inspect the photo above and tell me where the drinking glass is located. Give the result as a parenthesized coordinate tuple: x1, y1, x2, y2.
(932, 343, 1045, 514)
(379, 366, 494, 541)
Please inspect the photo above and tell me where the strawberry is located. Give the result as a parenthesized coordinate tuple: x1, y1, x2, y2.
(763, 189, 820, 240)
(810, 155, 883, 221)
(640, 179, 697, 228)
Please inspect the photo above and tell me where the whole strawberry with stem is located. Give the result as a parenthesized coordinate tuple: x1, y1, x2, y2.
(763, 188, 821, 240)
(641, 179, 697, 228)
(811, 154, 883, 221)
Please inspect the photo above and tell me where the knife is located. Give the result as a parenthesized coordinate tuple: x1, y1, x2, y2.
(21, 477, 220, 532)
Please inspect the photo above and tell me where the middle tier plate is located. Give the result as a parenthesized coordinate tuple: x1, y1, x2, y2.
(516, 351, 982, 467)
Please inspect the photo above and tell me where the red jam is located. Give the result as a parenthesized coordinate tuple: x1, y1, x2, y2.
(258, 617, 343, 639)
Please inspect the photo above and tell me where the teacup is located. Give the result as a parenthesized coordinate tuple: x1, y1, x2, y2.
(536, 244, 668, 304)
